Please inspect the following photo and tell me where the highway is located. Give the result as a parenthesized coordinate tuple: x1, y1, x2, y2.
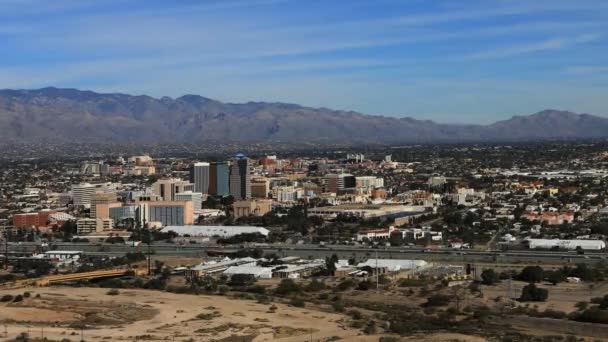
(7, 242, 608, 265)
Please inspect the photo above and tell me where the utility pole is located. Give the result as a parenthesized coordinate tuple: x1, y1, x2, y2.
(4, 227, 8, 270)
(147, 228, 152, 276)
(375, 250, 379, 290)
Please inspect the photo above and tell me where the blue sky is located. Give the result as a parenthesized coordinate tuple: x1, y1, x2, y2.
(0, 0, 607, 123)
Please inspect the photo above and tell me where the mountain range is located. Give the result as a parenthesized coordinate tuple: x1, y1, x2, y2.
(0, 87, 607, 144)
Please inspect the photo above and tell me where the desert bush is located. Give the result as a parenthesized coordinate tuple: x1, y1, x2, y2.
(106, 288, 120, 296)
(0, 295, 13, 302)
(289, 297, 305, 307)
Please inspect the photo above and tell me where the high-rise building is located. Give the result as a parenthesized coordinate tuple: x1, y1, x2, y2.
(189, 162, 210, 194)
(72, 183, 104, 208)
(175, 191, 203, 211)
(229, 154, 251, 200)
(152, 178, 194, 201)
(209, 162, 230, 197)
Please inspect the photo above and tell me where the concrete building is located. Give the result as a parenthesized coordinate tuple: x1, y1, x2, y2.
(81, 161, 109, 175)
(230, 154, 251, 200)
(72, 183, 102, 208)
(323, 173, 356, 194)
(209, 162, 230, 197)
(275, 186, 303, 203)
(175, 191, 203, 211)
(128, 155, 153, 166)
(355, 176, 384, 189)
(308, 204, 427, 220)
(12, 210, 56, 229)
(428, 176, 447, 188)
(251, 177, 270, 198)
(346, 153, 365, 163)
(152, 178, 194, 201)
(189, 162, 210, 194)
(76, 218, 113, 234)
(109, 206, 138, 222)
(522, 211, 575, 225)
(90, 192, 120, 219)
(140, 201, 194, 226)
(233, 199, 272, 219)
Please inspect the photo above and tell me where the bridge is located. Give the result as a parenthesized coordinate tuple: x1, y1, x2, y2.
(0, 268, 144, 289)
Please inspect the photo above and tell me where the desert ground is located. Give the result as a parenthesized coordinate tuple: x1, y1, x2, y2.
(0, 286, 387, 342)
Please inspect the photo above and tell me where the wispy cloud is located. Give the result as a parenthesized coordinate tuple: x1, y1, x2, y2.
(565, 66, 608, 74)
(465, 34, 601, 60)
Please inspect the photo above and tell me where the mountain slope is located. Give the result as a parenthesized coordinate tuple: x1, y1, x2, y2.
(0, 87, 605, 144)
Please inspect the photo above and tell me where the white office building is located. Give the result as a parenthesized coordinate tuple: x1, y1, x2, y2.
(175, 191, 203, 211)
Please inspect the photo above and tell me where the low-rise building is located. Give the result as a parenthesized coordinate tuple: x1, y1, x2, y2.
(233, 199, 272, 219)
(76, 218, 114, 234)
(162, 225, 269, 237)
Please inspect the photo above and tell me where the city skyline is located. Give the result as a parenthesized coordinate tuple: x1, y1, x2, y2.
(1, 0, 607, 123)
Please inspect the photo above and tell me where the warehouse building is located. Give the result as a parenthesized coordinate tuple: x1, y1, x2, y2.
(524, 238, 606, 250)
(162, 225, 269, 237)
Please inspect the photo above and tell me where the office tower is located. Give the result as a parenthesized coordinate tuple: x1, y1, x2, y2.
(152, 178, 194, 201)
(189, 162, 210, 194)
(175, 191, 203, 211)
(72, 183, 100, 208)
(209, 161, 230, 197)
(229, 154, 251, 200)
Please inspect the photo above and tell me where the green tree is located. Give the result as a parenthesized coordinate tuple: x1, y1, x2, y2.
(518, 266, 544, 283)
(480, 269, 499, 285)
(520, 283, 548, 302)
(325, 254, 338, 276)
(275, 279, 301, 295)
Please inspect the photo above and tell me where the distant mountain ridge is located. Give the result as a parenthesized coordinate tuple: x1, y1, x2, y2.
(0, 87, 606, 144)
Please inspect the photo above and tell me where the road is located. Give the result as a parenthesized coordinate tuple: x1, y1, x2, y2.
(6, 242, 607, 265)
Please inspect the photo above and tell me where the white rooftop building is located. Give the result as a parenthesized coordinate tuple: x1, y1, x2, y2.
(223, 265, 273, 279)
(356, 259, 428, 272)
(525, 238, 606, 250)
(162, 225, 269, 237)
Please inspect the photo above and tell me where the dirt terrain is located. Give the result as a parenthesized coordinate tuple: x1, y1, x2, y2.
(481, 280, 597, 313)
(0, 286, 382, 341)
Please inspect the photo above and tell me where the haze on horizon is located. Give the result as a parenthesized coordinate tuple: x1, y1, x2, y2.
(1, 0, 607, 124)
